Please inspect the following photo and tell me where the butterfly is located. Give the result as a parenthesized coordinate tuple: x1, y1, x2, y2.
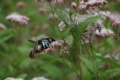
(28, 38, 55, 59)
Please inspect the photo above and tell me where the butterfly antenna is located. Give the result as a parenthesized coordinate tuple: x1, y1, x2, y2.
(28, 40, 36, 43)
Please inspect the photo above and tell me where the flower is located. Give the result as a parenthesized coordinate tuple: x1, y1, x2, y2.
(42, 24, 49, 30)
(0, 23, 6, 30)
(51, 0, 64, 5)
(5, 77, 24, 80)
(95, 28, 114, 37)
(38, 7, 46, 14)
(58, 21, 67, 31)
(72, 0, 107, 12)
(86, 0, 107, 7)
(45, 40, 70, 55)
(35, 0, 64, 5)
(31, 77, 49, 80)
(6, 12, 30, 25)
(108, 12, 120, 27)
(16, 1, 26, 8)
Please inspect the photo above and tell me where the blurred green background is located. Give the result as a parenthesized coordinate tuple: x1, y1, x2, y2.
(1, 0, 120, 80)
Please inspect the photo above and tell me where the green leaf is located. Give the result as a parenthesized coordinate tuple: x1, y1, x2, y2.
(8, 29, 17, 37)
(69, 11, 74, 18)
(63, 27, 72, 37)
(1, 35, 13, 42)
(17, 73, 27, 79)
(99, 68, 120, 78)
(94, 55, 120, 68)
(0, 52, 11, 63)
(55, 10, 69, 27)
(82, 57, 94, 73)
(43, 64, 62, 78)
(39, 59, 59, 70)
(71, 16, 100, 44)
(78, 16, 100, 38)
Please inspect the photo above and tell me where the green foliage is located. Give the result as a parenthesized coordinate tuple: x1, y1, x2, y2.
(0, 0, 120, 80)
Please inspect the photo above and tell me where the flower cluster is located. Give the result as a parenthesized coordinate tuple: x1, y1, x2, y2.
(45, 40, 70, 55)
(108, 12, 120, 27)
(5, 76, 49, 80)
(58, 0, 119, 44)
(72, 0, 107, 12)
(95, 28, 114, 37)
(6, 12, 30, 25)
(35, 0, 64, 5)
(5, 77, 23, 80)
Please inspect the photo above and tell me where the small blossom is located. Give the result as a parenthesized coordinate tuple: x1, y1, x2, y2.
(51, 0, 64, 5)
(38, 7, 46, 14)
(45, 40, 70, 55)
(104, 54, 112, 60)
(6, 12, 30, 25)
(86, 0, 107, 7)
(58, 21, 67, 31)
(50, 41, 62, 47)
(31, 77, 49, 80)
(108, 12, 120, 27)
(5, 77, 24, 80)
(99, 65, 105, 70)
(86, 6, 100, 14)
(104, 54, 120, 61)
(16, 1, 26, 8)
(96, 28, 114, 37)
(71, 2, 77, 10)
(114, 55, 119, 61)
(42, 24, 49, 30)
(0, 23, 6, 30)
(60, 47, 69, 54)
(45, 47, 55, 53)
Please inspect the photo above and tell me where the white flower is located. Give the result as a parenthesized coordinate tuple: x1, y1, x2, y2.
(6, 12, 30, 25)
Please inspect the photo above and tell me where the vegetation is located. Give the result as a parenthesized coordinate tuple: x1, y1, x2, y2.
(0, 0, 120, 80)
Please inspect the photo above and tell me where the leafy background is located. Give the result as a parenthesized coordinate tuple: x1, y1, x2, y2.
(0, 0, 120, 80)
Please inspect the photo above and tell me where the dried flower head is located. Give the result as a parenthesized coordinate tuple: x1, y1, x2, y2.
(5, 77, 24, 80)
(96, 28, 114, 37)
(6, 12, 30, 25)
(0, 23, 6, 30)
(32, 76, 49, 80)
(16, 1, 26, 8)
